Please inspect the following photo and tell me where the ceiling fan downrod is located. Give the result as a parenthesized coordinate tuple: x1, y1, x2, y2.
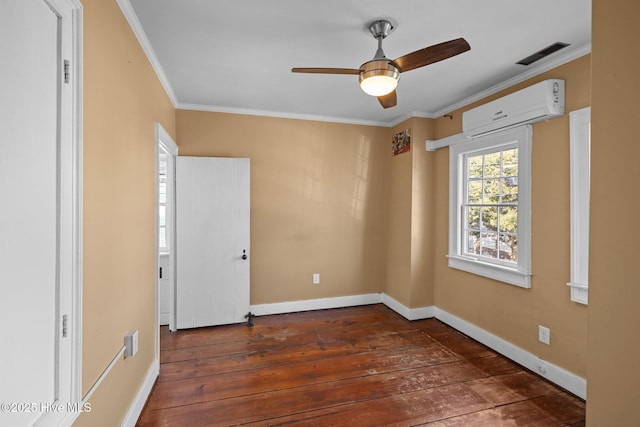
(368, 20, 394, 60)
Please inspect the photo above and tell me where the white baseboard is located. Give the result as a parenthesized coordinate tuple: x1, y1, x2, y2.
(434, 307, 586, 400)
(121, 358, 159, 427)
(159, 312, 170, 325)
(381, 293, 435, 320)
(250, 293, 383, 316)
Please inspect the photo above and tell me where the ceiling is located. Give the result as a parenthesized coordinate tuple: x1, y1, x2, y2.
(126, 0, 591, 126)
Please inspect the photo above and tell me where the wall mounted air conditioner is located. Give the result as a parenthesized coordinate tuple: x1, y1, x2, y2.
(462, 79, 565, 137)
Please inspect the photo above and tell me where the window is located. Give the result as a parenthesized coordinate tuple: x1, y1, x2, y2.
(449, 126, 532, 288)
(158, 152, 168, 251)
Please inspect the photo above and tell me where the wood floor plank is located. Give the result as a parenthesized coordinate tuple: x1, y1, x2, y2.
(160, 317, 420, 364)
(146, 340, 462, 410)
(160, 304, 404, 351)
(137, 360, 490, 426)
(244, 382, 495, 427)
(424, 393, 586, 426)
(160, 328, 443, 382)
(138, 304, 586, 426)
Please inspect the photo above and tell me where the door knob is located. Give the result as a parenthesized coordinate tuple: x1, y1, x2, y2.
(241, 249, 247, 260)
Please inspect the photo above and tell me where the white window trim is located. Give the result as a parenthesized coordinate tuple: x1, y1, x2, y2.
(448, 125, 532, 288)
(567, 107, 590, 305)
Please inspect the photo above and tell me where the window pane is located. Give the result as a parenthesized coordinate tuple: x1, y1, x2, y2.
(483, 152, 501, 178)
(480, 232, 497, 258)
(502, 149, 518, 170)
(499, 233, 517, 262)
(502, 178, 518, 203)
(466, 206, 480, 230)
(499, 207, 518, 233)
(481, 206, 498, 231)
(159, 205, 166, 227)
(159, 226, 166, 248)
(467, 180, 482, 203)
(466, 230, 480, 255)
(468, 155, 483, 178)
(159, 182, 167, 204)
(503, 165, 518, 177)
(483, 179, 500, 203)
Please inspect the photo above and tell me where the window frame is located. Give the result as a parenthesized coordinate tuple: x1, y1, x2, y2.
(448, 125, 532, 288)
(567, 107, 590, 304)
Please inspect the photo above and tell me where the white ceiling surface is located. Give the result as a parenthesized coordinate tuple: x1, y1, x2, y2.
(126, 0, 591, 126)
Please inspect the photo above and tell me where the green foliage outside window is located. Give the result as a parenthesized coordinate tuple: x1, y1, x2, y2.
(464, 148, 518, 262)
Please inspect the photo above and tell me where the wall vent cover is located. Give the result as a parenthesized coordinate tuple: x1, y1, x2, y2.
(516, 42, 570, 66)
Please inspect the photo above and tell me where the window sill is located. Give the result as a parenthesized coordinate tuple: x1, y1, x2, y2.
(567, 282, 588, 305)
(448, 255, 531, 288)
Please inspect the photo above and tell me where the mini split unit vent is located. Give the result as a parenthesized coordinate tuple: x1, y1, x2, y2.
(462, 79, 565, 137)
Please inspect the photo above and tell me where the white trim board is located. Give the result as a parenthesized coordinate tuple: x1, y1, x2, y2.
(250, 293, 383, 317)
(121, 359, 159, 427)
(176, 104, 391, 128)
(434, 307, 586, 400)
(381, 294, 435, 320)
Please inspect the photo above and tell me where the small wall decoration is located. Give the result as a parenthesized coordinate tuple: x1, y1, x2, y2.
(392, 128, 411, 156)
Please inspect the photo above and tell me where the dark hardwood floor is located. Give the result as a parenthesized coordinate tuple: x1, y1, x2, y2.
(136, 304, 585, 426)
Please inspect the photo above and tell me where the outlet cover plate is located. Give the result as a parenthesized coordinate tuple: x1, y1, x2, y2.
(538, 325, 550, 345)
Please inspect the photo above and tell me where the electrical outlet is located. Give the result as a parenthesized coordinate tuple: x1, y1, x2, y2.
(313, 273, 320, 284)
(124, 330, 139, 358)
(538, 325, 550, 345)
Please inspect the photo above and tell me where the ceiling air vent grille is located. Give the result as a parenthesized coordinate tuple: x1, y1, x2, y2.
(516, 42, 569, 66)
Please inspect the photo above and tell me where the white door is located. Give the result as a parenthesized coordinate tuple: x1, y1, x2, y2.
(176, 157, 250, 329)
(1, 0, 81, 425)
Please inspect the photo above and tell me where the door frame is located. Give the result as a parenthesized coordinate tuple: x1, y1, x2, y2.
(155, 123, 178, 355)
(29, 0, 83, 425)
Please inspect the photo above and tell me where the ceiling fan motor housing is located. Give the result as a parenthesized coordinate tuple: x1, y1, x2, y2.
(359, 60, 399, 96)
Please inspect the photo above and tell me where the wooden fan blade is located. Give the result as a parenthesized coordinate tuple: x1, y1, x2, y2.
(377, 90, 397, 109)
(392, 38, 470, 73)
(291, 67, 361, 75)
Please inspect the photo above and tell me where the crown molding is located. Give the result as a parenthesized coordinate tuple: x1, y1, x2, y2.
(176, 103, 392, 127)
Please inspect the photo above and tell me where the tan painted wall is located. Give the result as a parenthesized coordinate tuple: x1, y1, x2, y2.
(74, 0, 175, 425)
(409, 118, 436, 308)
(432, 55, 591, 378)
(70, 0, 620, 426)
(587, 0, 640, 424)
(385, 118, 436, 308)
(176, 111, 389, 304)
(385, 121, 414, 306)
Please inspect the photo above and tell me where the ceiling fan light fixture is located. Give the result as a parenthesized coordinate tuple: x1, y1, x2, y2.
(359, 60, 399, 96)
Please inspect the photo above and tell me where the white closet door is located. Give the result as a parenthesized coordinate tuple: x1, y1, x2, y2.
(0, 1, 60, 425)
(176, 157, 250, 329)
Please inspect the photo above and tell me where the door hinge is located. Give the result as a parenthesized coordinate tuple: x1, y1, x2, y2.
(159, 266, 163, 279)
(64, 59, 70, 84)
(62, 314, 68, 338)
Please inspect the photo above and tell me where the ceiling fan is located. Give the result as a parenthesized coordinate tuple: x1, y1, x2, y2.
(292, 20, 470, 109)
